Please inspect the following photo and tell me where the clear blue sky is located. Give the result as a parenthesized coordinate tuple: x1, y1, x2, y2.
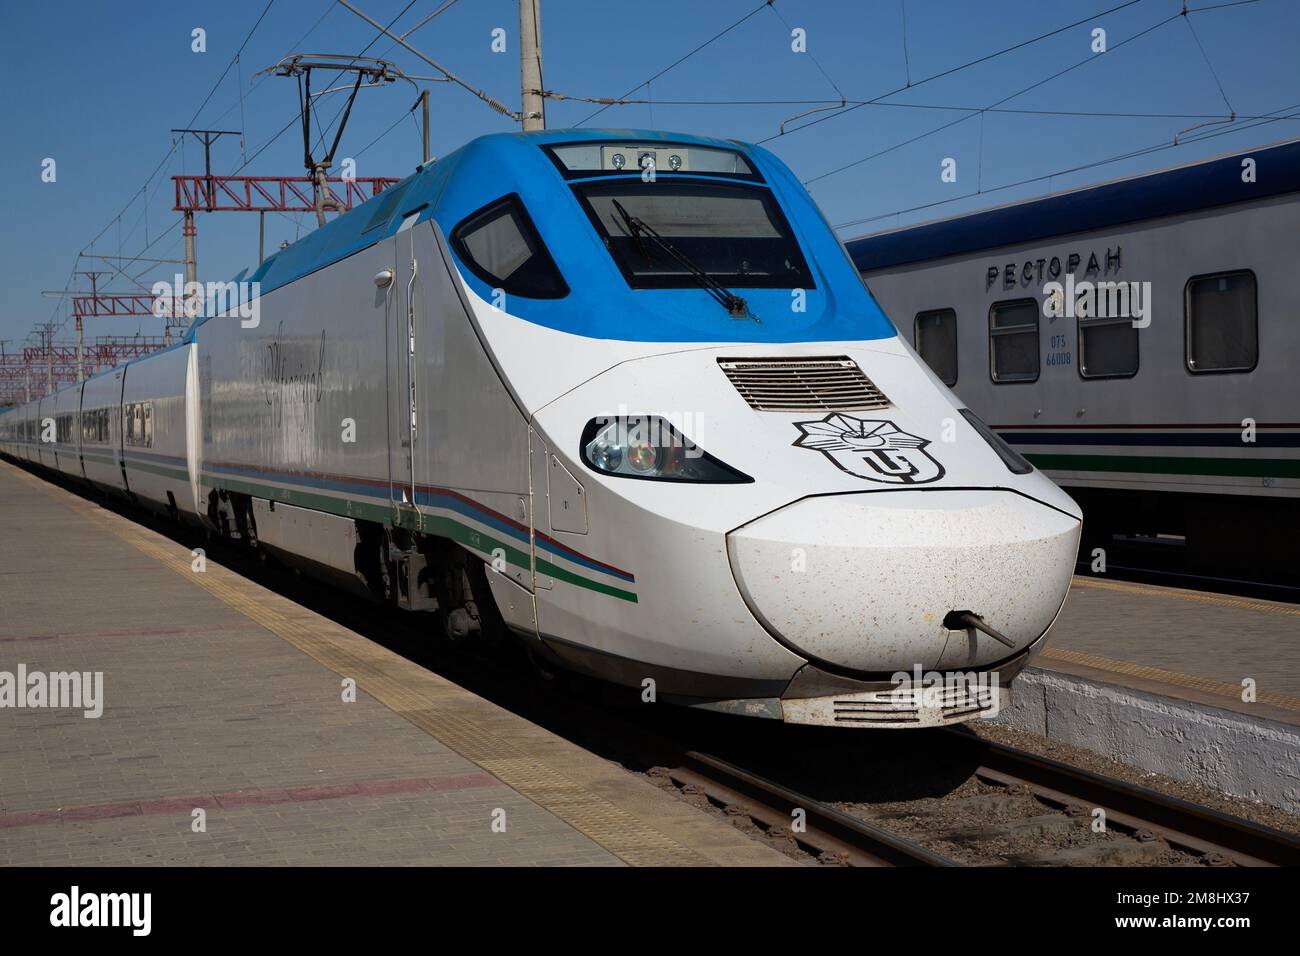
(1, 0, 1297, 349)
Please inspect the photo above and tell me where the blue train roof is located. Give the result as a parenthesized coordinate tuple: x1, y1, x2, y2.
(193, 127, 896, 345)
(847, 137, 1300, 272)
(218, 129, 755, 306)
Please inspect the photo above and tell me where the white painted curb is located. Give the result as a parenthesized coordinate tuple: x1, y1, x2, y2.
(993, 667, 1300, 814)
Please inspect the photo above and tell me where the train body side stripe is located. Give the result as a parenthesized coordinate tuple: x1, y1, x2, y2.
(1004, 431, 1300, 449)
(1026, 453, 1300, 479)
(200, 460, 638, 602)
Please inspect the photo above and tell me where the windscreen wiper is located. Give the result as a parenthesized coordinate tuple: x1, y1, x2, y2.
(610, 199, 751, 318)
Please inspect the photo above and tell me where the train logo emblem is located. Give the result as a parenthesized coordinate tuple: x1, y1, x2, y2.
(792, 415, 944, 484)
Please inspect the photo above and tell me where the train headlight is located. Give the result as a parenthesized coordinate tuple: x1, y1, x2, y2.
(588, 430, 624, 471)
(580, 416, 752, 483)
(626, 440, 659, 473)
(959, 408, 1033, 475)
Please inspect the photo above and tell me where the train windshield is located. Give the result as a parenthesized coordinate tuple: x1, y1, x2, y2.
(574, 181, 814, 290)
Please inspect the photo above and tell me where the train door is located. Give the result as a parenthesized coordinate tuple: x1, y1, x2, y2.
(77, 380, 88, 481)
(391, 223, 422, 532)
(185, 345, 201, 519)
(117, 365, 130, 494)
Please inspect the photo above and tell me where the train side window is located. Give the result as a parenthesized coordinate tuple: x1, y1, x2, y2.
(914, 309, 958, 386)
(1185, 270, 1257, 373)
(989, 298, 1040, 383)
(1078, 311, 1139, 379)
(450, 194, 569, 299)
(143, 403, 153, 447)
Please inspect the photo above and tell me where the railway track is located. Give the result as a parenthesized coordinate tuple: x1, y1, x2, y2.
(640, 734, 1300, 867)
(651, 751, 953, 866)
(938, 730, 1300, 867)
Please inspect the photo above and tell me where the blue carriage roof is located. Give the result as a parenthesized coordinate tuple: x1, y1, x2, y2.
(847, 137, 1300, 272)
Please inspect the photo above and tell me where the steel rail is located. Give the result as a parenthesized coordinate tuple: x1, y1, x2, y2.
(668, 751, 957, 867)
(949, 730, 1300, 866)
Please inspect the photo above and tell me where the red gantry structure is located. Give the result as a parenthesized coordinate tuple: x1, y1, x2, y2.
(173, 174, 398, 213)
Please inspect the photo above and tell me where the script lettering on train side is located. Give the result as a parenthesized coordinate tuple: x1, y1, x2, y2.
(262, 324, 327, 430)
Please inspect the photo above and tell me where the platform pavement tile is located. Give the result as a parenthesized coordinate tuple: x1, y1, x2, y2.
(0, 789, 623, 867)
(1050, 581, 1300, 699)
(0, 462, 799, 867)
(0, 618, 487, 813)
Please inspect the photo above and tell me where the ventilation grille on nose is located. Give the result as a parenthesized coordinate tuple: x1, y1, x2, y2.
(831, 684, 999, 725)
(717, 356, 891, 412)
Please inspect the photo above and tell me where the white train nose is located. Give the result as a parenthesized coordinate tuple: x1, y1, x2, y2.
(727, 490, 1080, 673)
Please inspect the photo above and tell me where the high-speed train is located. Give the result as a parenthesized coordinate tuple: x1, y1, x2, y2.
(0, 129, 1082, 728)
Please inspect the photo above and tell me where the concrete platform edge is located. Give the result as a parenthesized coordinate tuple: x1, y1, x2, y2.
(994, 666, 1300, 814)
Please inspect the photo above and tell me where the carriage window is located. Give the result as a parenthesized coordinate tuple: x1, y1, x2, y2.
(1186, 270, 1257, 373)
(83, 408, 103, 443)
(1079, 312, 1139, 379)
(451, 194, 568, 298)
(143, 403, 153, 446)
(914, 309, 958, 386)
(126, 403, 141, 445)
(989, 298, 1040, 383)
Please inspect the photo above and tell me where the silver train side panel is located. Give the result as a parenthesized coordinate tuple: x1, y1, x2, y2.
(121, 345, 197, 520)
(194, 221, 534, 600)
(859, 192, 1299, 500)
(80, 367, 126, 495)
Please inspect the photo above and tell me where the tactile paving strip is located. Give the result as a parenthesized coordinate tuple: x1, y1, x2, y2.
(1071, 575, 1300, 618)
(1041, 645, 1300, 714)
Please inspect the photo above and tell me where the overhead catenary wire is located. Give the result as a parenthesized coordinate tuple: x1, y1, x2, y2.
(46, 0, 296, 340)
(307, 0, 463, 157)
(575, 0, 777, 127)
(758, 0, 1151, 144)
(571, 97, 1293, 123)
(833, 102, 1300, 232)
(334, 0, 518, 120)
(1181, 3, 1236, 115)
(78, 0, 409, 304)
(803, 8, 1185, 186)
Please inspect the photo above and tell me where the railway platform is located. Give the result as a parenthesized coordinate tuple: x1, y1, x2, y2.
(1000, 576, 1300, 813)
(0, 460, 793, 867)
(1048, 576, 1300, 703)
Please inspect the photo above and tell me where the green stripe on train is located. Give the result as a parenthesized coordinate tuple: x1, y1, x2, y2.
(202, 471, 637, 603)
(1027, 453, 1300, 479)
